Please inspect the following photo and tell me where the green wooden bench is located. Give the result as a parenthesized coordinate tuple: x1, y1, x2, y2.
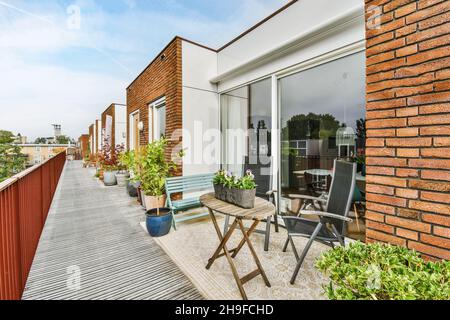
(165, 173, 214, 230)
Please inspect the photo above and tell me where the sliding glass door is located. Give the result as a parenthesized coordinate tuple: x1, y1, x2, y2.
(278, 51, 366, 216)
(219, 51, 366, 238)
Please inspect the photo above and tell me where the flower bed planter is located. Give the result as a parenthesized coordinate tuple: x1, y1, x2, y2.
(213, 184, 226, 201)
(214, 184, 256, 209)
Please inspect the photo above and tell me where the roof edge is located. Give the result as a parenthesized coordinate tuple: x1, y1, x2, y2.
(127, 1, 299, 89)
(217, 0, 298, 52)
(178, 37, 216, 52)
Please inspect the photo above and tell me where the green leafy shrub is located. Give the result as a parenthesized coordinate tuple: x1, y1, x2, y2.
(316, 241, 450, 300)
(118, 150, 134, 173)
(0, 130, 26, 182)
(132, 138, 183, 197)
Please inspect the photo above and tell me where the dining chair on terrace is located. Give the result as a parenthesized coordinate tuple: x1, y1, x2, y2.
(282, 160, 356, 285)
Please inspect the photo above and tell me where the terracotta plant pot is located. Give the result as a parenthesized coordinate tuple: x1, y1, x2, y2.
(143, 194, 167, 211)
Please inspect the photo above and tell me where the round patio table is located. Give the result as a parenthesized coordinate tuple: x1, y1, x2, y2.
(200, 193, 275, 300)
(305, 169, 331, 177)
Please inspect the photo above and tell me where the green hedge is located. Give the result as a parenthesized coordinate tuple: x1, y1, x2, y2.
(316, 242, 450, 300)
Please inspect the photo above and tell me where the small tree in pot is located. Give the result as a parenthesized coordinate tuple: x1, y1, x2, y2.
(138, 138, 183, 237)
(116, 150, 131, 187)
(139, 139, 178, 211)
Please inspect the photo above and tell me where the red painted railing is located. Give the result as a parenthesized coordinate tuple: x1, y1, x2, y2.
(0, 152, 66, 300)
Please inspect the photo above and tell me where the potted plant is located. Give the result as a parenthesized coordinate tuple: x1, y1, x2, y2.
(213, 170, 257, 209)
(130, 146, 147, 205)
(139, 139, 182, 237)
(116, 149, 131, 187)
(119, 150, 139, 197)
(103, 166, 117, 186)
(139, 139, 173, 210)
(98, 138, 124, 186)
(83, 154, 89, 168)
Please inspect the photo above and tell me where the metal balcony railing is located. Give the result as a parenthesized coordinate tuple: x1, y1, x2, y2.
(0, 152, 66, 300)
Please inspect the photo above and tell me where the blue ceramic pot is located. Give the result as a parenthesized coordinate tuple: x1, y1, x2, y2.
(146, 208, 172, 237)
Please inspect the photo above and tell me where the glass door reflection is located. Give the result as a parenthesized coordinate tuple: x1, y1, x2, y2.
(279, 51, 366, 241)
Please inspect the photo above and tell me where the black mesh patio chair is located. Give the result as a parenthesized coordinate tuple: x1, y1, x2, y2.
(282, 160, 356, 284)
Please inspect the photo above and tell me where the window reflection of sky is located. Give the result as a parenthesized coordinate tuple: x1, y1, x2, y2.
(280, 52, 366, 131)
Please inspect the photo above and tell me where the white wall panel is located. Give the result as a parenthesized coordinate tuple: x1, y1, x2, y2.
(181, 40, 220, 177)
(218, 0, 363, 75)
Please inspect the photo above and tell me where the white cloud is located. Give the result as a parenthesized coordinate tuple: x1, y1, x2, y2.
(0, 53, 127, 140)
(123, 0, 136, 9)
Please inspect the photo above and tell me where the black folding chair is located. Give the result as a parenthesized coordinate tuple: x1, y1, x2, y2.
(282, 160, 356, 284)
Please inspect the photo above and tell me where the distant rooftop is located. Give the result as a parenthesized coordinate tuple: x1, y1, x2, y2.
(16, 144, 73, 147)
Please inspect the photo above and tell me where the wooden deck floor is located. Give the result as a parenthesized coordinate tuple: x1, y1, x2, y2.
(22, 161, 203, 300)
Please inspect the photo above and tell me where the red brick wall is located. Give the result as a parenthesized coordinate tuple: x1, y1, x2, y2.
(365, 0, 450, 260)
(95, 119, 101, 154)
(101, 104, 116, 148)
(126, 37, 183, 175)
(78, 134, 89, 160)
(88, 124, 94, 158)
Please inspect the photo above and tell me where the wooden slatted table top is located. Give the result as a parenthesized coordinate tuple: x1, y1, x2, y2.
(200, 193, 275, 220)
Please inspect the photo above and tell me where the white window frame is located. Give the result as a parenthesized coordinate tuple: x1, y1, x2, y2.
(150, 97, 166, 141)
(129, 110, 140, 151)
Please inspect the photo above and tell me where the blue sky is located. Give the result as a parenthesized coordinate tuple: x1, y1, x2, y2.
(0, 0, 287, 140)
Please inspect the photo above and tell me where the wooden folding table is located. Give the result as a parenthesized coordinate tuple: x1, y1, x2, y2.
(200, 193, 275, 300)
